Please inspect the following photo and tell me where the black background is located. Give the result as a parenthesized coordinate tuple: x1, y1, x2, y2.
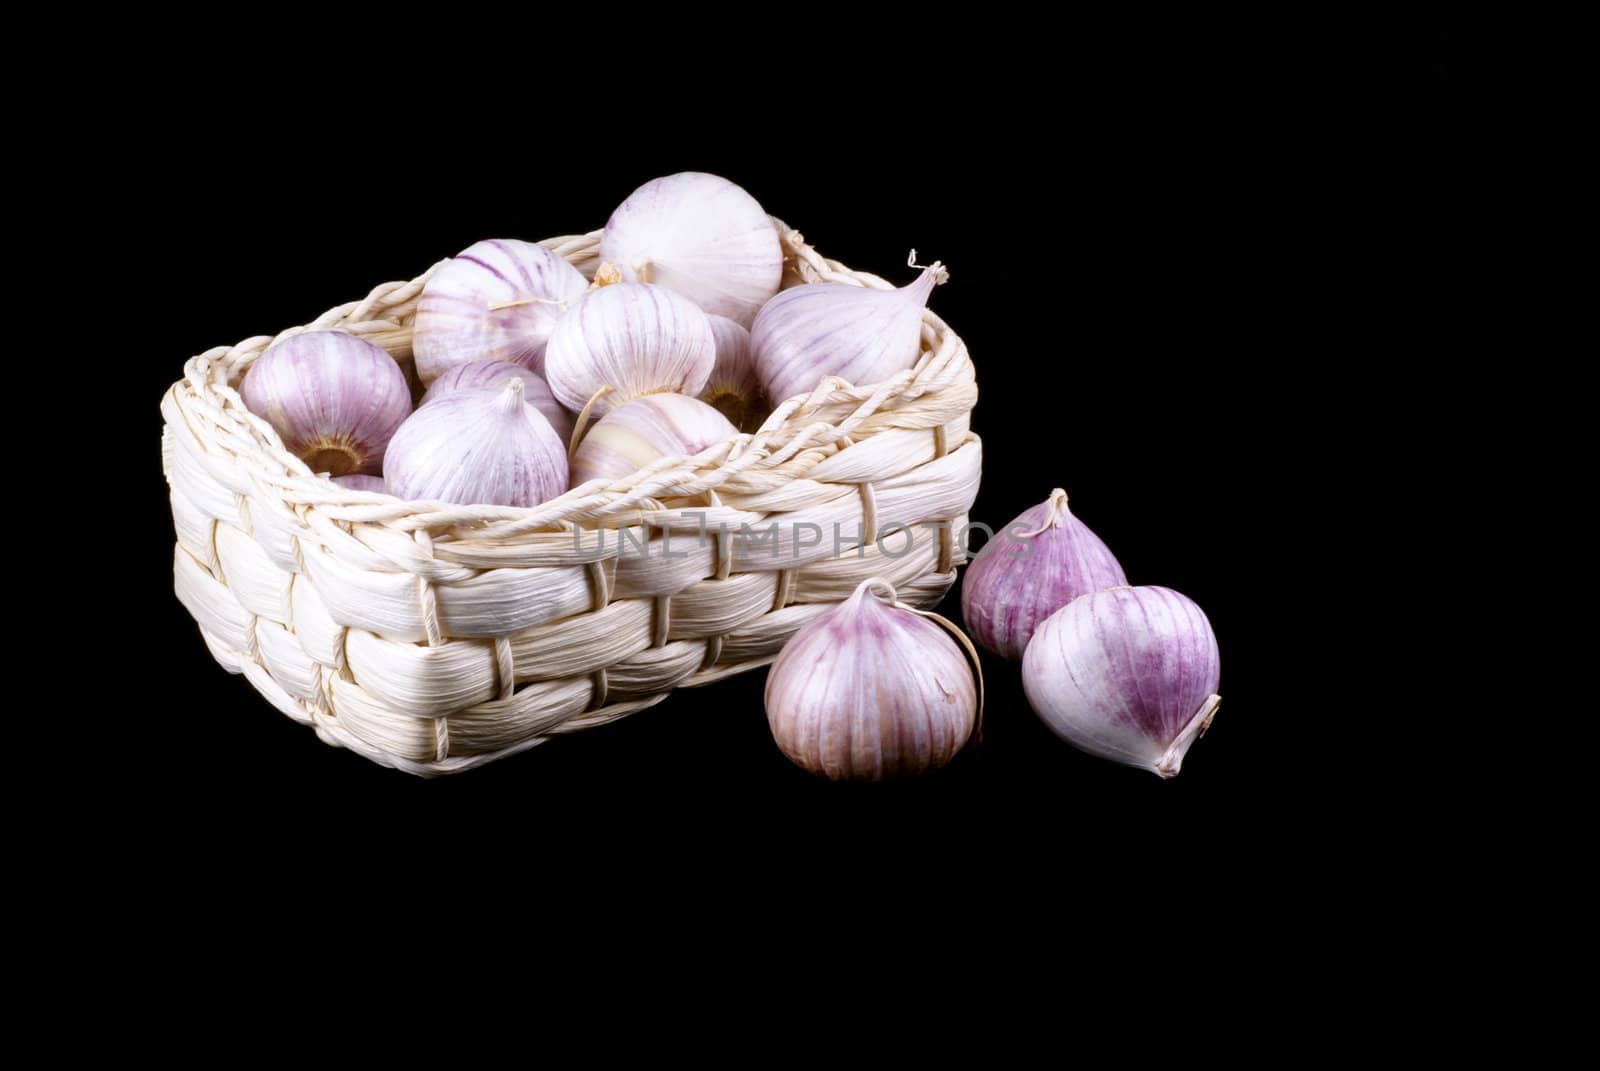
(109, 44, 1447, 887)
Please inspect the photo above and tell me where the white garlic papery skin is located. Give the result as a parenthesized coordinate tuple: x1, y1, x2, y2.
(383, 379, 567, 508)
(599, 171, 783, 328)
(1022, 586, 1221, 779)
(412, 239, 588, 384)
(332, 474, 388, 493)
(698, 315, 768, 433)
(419, 360, 574, 445)
(751, 262, 945, 404)
(240, 330, 411, 477)
(569, 392, 738, 487)
(543, 282, 716, 417)
(765, 579, 977, 781)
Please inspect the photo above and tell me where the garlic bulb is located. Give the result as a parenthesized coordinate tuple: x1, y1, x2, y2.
(383, 379, 567, 507)
(332, 474, 388, 493)
(570, 392, 737, 487)
(752, 259, 946, 403)
(961, 489, 1127, 660)
(419, 360, 573, 445)
(599, 172, 783, 327)
(543, 282, 715, 417)
(698, 315, 768, 432)
(240, 330, 411, 477)
(412, 238, 588, 384)
(765, 578, 978, 781)
(1022, 586, 1220, 779)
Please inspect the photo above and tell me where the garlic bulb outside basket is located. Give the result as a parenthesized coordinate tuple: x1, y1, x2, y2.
(961, 489, 1127, 661)
(1022, 585, 1221, 779)
(765, 578, 979, 781)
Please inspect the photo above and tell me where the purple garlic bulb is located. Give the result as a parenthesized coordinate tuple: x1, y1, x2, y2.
(240, 330, 411, 477)
(751, 258, 945, 402)
(765, 578, 978, 781)
(419, 360, 574, 446)
(698, 314, 768, 432)
(960, 489, 1127, 661)
(383, 378, 567, 508)
(1022, 586, 1221, 779)
(412, 238, 588, 383)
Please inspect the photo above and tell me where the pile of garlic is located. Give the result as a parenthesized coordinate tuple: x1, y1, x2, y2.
(760, 492, 1223, 784)
(238, 173, 1223, 783)
(241, 171, 946, 509)
(963, 491, 1222, 780)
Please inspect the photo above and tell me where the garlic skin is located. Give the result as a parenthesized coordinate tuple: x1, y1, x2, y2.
(570, 392, 737, 487)
(599, 172, 783, 328)
(543, 282, 716, 417)
(961, 489, 1128, 661)
(240, 330, 410, 477)
(765, 578, 977, 781)
(412, 239, 588, 384)
(1022, 586, 1221, 779)
(419, 360, 573, 445)
(383, 379, 567, 507)
(332, 474, 388, 493)
(752, 261, 945, 403)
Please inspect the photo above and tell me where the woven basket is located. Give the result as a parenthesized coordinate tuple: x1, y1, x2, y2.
(161, 224, 981, 776)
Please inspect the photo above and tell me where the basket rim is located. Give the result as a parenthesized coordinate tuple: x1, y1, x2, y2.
(162, 224, 977, 540)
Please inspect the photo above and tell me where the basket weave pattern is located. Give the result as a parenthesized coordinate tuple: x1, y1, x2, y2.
(162, 226, 981, 775)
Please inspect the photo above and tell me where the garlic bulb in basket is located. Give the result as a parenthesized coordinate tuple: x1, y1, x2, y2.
(569, 393, 737, 487)
(752, 257, 946, 402)
(698, 315, 767, 432)
(240, 330, 410, 477)
(961, 489, 1127, 660)
(1022, 586, 1221, 779)
(765, 578, 979, 781)
(412, 238, 588, 383)
(383, 379, 567, 508)
(543, 282, 716, 418)
(419, 360, 573, 445)
(599, 171, 783, 327)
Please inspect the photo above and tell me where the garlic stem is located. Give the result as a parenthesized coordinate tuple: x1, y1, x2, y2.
(906, 249, 951, 286)
(1014, 488, 1071, 538)
(568, 384, 615, 456)
(1154, 694, 1223, 779)
(854, 576, 898, 605)
(495, 378, 526, 414)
